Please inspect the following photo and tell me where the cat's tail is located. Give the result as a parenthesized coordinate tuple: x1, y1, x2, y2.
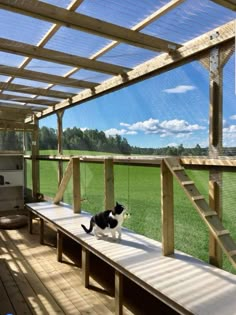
(81, 218, 94, 234)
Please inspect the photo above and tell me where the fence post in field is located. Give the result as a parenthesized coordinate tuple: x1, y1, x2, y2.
(104, 157, 114, 210)
(161, 159, 174, 256)
(72, 157, 81, 213)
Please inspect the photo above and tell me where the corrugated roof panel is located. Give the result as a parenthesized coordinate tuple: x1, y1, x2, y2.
(45, 27, 113, 57)
(51, 85, 83, 94)
(142, 0, 236, 44)
(0, 9, 53, 45)
(0, 52, 25, 68)
(11, 78, 49, 88)
(40, 0, 72, 8)
(97, 44, 159, 68)
(25, 59, 75, 76)
(0, 75, 10, 82)
(70, 69, 113, 83)
(77, 0, 170, 28)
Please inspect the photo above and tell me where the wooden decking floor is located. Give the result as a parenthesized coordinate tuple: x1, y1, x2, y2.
(0, 223, 133, 315)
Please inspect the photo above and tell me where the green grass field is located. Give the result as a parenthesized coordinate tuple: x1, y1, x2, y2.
(26, 151, 236, 274)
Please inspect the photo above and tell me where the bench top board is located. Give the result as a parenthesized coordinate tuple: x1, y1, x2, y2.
(26, 202, 236, 315)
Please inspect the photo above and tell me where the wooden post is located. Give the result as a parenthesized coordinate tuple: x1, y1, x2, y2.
(161, 159, 174, 256)
(208, 46, 223, 268)
(209, 172, 222, 267)
(57, 230, 63, 262)
(82, 247, 89, 288)
(115, 271, 123, 315)
(28, 211, 33, 234)
(32, 116, 40, 200)
(104, 157, 114, 210)
(39, 218, 44, 245)
(72, 158, 81, 213)
(57, 110, 64, 188)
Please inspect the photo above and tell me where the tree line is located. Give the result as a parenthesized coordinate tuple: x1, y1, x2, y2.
(0, 127, 236, 156)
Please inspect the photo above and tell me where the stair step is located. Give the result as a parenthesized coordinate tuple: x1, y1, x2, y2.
(192, 195, 204, 201)
(172, 166, 184, 171)
(203, 211, 217, 217)
(215, 229, 230, 236)
(229, 250, 236, 257)
(182, 181, 194, 186)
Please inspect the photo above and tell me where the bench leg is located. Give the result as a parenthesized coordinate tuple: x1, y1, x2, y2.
(57, 230, 63, 262)
(115, 271, 123, 315)
(82, 247, 90, 288)
(28, 211, 33, 234)
(39, 218, 44, 245)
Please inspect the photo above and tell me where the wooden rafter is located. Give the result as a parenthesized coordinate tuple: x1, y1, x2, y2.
(210, 0, 236, 10)
(0, 0, 180, 53)
(0, 93, 56, 106)
(0, 65, 98, 89)
(27, 20, 234, 121)
(0, 81, 75, 99)
(0, 38, 131, 75)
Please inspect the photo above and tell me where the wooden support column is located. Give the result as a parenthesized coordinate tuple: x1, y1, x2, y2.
(32, 116, 40, 199)
(208, 46, 223, 268)
(39, 218, 44, 245)
(82, 247, 90, 288)
(72, 157, 81, 213)
(104, 157, 114, 210)
(57, 230, 63, 262)
(115, 271, 123, 315)
(57, 110, 64, 187)
(161, 159, 174, 256)
(28, 211, 33, 234)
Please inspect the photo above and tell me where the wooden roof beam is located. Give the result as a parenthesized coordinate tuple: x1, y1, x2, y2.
(0, 102, 44, 112)
(0, 93, 56, 106)
(0, 0, 180, 53)
(26, 20, 234, 121)
(210, 0, 236, 10)
(0, 65, 98, 89)
(0, 120, 36, 131)
(0, 38, 131, 75)
(0, 81, 76, 99)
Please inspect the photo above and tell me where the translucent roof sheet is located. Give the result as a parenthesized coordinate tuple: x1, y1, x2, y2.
(76, 0, 170, 28)
(0, 9, 52, 45)
(143, 0, 236, 43)
(25, 59, 75, 76)
(0, 0, 234, 124)
(45, 27, 113, 57)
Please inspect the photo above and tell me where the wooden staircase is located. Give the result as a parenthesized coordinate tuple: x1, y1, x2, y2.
(164, 157, 236, 268)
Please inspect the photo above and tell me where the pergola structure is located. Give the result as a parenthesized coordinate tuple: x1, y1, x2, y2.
(0, 0, 234, 126)
(0, 1, 236, 314)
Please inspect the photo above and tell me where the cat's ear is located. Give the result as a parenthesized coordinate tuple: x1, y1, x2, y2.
(116, 201, 118, 206)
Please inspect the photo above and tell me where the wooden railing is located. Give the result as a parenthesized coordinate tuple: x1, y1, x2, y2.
(24, 154, 236, 269)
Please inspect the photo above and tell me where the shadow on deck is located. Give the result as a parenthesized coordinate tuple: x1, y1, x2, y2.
(0, 221, 179, 315)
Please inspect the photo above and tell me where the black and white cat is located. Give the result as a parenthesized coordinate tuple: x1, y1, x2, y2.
(81, 202, 126, 240)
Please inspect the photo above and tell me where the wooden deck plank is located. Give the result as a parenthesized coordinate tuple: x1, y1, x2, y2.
(0, 222, 132, 315)
(27, 202, 236, 315)
(0, 260, 15, 315)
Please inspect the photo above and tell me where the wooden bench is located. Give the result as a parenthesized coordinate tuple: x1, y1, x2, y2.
(26, 201, 236, 315)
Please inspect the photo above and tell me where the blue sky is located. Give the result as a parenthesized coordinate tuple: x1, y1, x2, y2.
(41, 55, 236, 149)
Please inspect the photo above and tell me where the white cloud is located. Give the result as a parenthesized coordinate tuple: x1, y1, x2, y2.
(223, 125, 236, 133)
(163, 85, 196, 94)
(105, 118, 206, 139)
(104, 128, 137, 137)
(230, 115, 236, 120)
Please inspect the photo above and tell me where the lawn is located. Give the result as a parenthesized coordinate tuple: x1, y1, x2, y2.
(25, 151, 236, 274)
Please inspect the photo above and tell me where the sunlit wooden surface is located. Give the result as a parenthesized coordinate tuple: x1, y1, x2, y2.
(0, 222, 133, 315)
(27, 202, 236, 315)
